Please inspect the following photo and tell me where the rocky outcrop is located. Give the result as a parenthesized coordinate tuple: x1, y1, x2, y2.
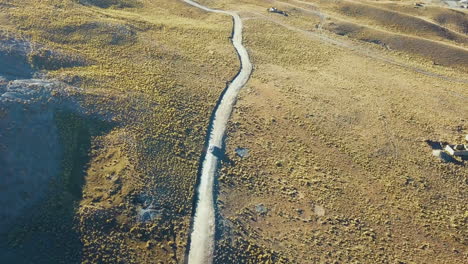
(0, 32, 102, 233)
(0, 79, 85, 231)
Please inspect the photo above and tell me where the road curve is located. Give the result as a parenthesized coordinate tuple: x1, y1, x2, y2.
(182, 1, 252, 264)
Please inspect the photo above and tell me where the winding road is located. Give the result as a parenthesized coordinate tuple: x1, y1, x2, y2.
(182, 0, 466, 263)
(182, 1, 252, 264)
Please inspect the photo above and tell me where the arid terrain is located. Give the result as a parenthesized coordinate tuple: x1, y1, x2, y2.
(0, 0, 467, 263)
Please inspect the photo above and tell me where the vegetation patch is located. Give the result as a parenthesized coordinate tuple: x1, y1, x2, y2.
(0, 31, 87, 77)
(28, 48, 88, 71)
(324, 21, 468, 69)
(336, 1, 468, 45)
(433, 10, 468, 34)
(0, 0, 238, 262)
(55, 111, 115, 198)
(47, 21, 138, 46)
(77, 0, 141, 8)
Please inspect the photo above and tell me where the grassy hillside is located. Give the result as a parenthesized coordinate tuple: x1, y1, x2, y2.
(334, 0, 468, 46)
(183, 1, 468, 263)
(1, 0, 466, 263)
(0, 0, 237, 262)
(216, 9, 467, 264)
(324, 20, 468, 68)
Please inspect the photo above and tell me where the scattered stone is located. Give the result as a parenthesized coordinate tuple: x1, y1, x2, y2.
(235, 147, 249, 158)
(137, 208, 163, 222)
(255, 204, 268, 216)
(314, 205, 325, 217)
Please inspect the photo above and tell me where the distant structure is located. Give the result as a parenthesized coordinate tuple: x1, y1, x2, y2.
(430, 136, 468, 162)
(444, 144, 468, 157)
(268, 7, 288, 16)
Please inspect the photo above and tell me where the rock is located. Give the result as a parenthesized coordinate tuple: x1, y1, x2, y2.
(235, 147, 249, 158)
(0, 75, 7, 92)
(0, 36, 33, 79)
(0, 79, 94, 232)
(255, 204, 268, 216)
(137, 208, 162, 222)
(209, 145, 226, 160)
(314, 205, 325, 217)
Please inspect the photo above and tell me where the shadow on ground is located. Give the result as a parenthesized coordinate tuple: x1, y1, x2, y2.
(0, 110, 114, 264)
(0, 33, 114, 263)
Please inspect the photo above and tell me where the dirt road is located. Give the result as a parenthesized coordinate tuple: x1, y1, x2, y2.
(181, 1, 253, 264)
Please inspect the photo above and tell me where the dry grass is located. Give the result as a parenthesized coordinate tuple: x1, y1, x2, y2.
(77, 0, 141, 8)
(1, 0, 467, 263)
(216, 14, 467, 262)
(333, 0, 468, 45)
(368, 1, 468, 34)
(196, 1, 468, 263)
(0, 0, 238, 262)
(324, 20, 468, 69)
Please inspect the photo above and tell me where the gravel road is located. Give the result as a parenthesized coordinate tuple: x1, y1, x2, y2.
(181, 1, 253, 264)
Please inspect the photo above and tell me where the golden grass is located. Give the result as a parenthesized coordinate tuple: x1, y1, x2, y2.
(197, 1, 468, 263)
(333, 0, 468, 46)
(368, 0, 468, 34)
(0, 0, 238, 262)
(324, 20, 468, 69)
(217, 14, 468, 262)
(2, 0, 466, 263)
